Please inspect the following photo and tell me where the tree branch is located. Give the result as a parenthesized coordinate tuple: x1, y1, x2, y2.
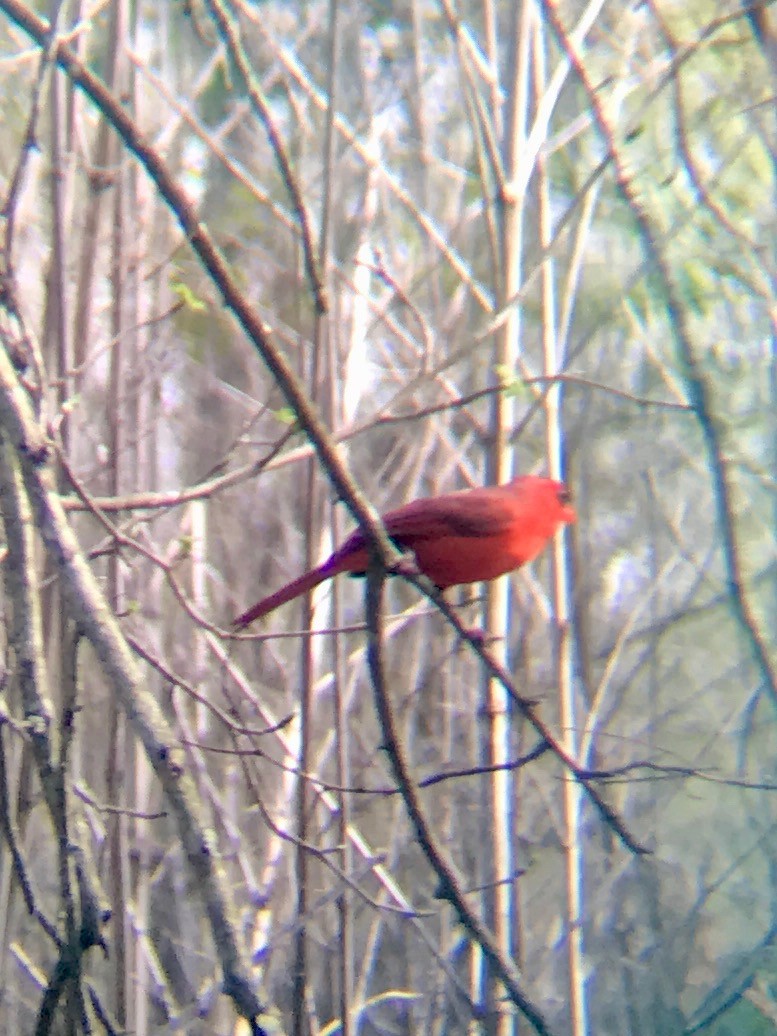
(0, 345, 268, 1030)
(541, 0, 777, 711)
(365, 561, 556, 1036)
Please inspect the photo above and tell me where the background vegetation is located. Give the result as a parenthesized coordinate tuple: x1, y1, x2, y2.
(0, 0, 775, 1034)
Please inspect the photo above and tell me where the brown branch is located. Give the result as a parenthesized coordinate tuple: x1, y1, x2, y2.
(0, 714, 61, 946)
(541, 0, 777, 712)
(524, 374, 693, 412)
(416, 741, 551, 789)
(0, 0, 647, 846)
(71, 782, 167, 819)
(0, 0, 404, 580)
(60, 425, 294, 513)
(0, 339, 267, 1028)
(670, 68, 760, 251)
(582, 760, 777, 792)
(0, 421, 88, 1033)
(0, 2, 58, 265)
(181, 733, 550, 798)
(245, 7, 493, 312)
(202, 0, 326, 315)
(127, 633, 295, 738)
(58, 389, 498, 514)
(57, 449, 228, 636)
(364, 254, 435, 369)
(0, 432, 62, 822)
(393, 565, 647, 856)
(364, 562, 556, 1035)
(179, 734, 425, 924)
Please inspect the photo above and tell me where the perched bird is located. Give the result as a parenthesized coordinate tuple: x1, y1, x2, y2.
(234, 475, 575, 627)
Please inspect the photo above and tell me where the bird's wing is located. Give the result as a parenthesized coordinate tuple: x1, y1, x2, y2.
(381, 487, 521, 543)
(331, 489, 516, 567)
(334, 480, 563, 565)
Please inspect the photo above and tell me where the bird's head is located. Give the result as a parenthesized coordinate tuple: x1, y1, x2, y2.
(511, 475, 576, 526)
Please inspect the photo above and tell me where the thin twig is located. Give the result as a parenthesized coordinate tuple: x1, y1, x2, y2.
(0, 333, 267, 1030)
(202, 0, 326, 315)
(541, 0, 777, 711)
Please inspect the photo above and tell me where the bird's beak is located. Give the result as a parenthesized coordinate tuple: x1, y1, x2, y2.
(557, 487, 576, 524)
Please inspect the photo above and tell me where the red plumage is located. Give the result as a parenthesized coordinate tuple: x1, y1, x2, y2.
(234, 475, 575, 627)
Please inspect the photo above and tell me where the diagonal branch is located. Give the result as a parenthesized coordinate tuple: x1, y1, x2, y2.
(0, 0, 399, 569)
(365, 563, 557, 1036)
(0, 0, 644, 860)
(541, 0, 777, 711)
(202, 0, 327, 315)
(0, 345, 268, 1031)
(394, 567, 647, 856)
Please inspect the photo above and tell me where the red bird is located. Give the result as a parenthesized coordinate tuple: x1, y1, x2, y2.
(234, 475, 575, 627)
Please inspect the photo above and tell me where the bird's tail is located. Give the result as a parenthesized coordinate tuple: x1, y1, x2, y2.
(233, 561, 336, 628)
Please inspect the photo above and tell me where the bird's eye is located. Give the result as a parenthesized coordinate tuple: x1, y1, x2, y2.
(558, 487, 572, 505)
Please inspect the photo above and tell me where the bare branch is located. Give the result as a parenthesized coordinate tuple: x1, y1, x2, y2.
(365, 562, 556, 1036)
(0, 341, 268, 1028)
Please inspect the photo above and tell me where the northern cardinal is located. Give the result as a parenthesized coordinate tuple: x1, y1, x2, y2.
(234, 475, 575, 627)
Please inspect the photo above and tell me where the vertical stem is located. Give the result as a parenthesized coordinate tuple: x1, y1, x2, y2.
(44, 0, 70, 723)
(749, 5, 777, 684)
(331, 541, 353, 1036)
(535, 17, 587, 1035)
(191, 501, 209, 739)
(292, 33, 332, 1033)
(474, 1, 504, 1024)
(484, 3, 533, 1033)
(321, 3, 353, 1031)
(293, 423, 314, 1036)
(49, 62, 70, 464)
(43, 5, 77, 1025)
(105, 2, 129, 1022)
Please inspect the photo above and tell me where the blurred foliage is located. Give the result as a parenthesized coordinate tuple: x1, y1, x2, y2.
(0, 0, 776, 1032)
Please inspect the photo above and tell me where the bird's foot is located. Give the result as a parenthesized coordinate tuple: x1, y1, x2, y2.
(388, 555, 421, 580)
(458, 628, 504, 650)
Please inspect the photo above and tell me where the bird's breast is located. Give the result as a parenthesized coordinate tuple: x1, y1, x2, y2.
(411, 533, 540, 589)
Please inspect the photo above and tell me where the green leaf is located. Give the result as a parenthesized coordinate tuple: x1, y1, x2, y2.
(273, 407, 300, 428)
(171, 280, 207, 312)
(494, 364, 530, 399)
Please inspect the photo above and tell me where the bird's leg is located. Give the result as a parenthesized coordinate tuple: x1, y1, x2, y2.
(456, 626, 504, 652)
(448, 593, 504, 650)
(387, 552, 422, 581)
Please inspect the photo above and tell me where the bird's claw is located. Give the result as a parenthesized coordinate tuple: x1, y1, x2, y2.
(389, 555, 421, 580)
(458, 629, 504, 650)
